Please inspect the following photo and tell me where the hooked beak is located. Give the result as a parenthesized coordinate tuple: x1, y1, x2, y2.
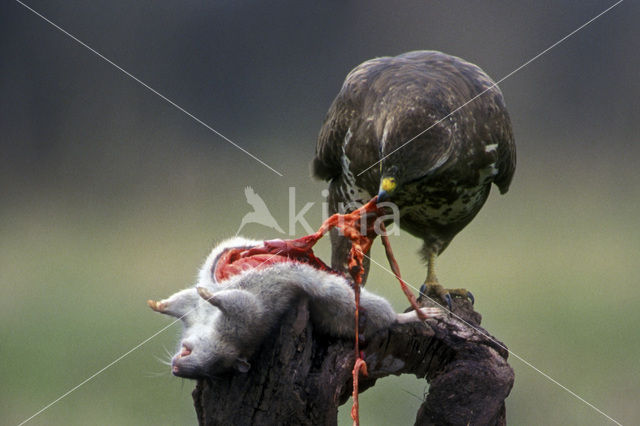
(377, 176, 397, 203)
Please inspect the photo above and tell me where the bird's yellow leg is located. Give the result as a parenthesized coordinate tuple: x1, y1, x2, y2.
(419, 253, 474, 310)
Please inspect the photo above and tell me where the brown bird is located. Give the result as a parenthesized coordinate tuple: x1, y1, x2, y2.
(311, 50, 516, 308)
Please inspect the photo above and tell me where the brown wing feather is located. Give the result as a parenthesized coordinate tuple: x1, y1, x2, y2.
(312, 50, 516, 192)
(312, 50, 516, 277)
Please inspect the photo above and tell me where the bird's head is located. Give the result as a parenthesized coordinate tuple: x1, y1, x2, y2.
(377, 165, 400, 202)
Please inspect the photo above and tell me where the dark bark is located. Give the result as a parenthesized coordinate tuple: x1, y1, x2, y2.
(193, 297, 514, 426)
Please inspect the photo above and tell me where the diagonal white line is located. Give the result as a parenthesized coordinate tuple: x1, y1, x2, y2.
(17, 249, 284, 425)
(364, 253, 623, 426)
(14, 0, 284, 177)
(12, 0, 626, 423)
(16, 316, 183, 426)
(358, 0, 624, 177)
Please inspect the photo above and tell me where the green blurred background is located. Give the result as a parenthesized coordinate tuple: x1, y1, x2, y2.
(1, 1, 638, 424)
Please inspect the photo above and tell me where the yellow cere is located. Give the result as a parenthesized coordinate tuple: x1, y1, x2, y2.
(381, 177, 397, 193)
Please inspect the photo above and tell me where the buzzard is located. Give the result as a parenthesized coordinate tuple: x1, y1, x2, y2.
(311, 50, 516, 307)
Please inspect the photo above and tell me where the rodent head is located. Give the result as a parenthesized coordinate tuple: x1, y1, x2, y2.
(148, 239, 268, 379)
(149, 289, 259, 379)
(171, 316, 251, 378)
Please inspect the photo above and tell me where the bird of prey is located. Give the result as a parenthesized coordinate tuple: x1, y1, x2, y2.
(311, 50, 515, 307)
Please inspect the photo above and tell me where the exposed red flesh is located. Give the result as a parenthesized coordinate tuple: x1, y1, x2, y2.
(214, 197, 411, 425)
(214, 197, 383, 285)
(214, 240, 335, 283)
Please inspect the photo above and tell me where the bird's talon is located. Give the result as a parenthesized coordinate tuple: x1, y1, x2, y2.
(418, 284, 427, 298)
(444, 293, 452, 311)
(467, 291, 475, 305)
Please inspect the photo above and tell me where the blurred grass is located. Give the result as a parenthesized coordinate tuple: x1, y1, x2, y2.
(1, 160, 639, 425)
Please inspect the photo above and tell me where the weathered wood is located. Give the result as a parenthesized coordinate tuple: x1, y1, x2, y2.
(193, 296, 514, 425)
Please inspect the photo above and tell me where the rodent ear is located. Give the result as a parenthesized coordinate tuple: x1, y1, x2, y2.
(197, 287, 261, 320)
(197, 287, 216, 304)
(234, 357, 251, 373)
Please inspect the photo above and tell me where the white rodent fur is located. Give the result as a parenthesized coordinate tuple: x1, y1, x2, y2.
(148, 237, 440, 378)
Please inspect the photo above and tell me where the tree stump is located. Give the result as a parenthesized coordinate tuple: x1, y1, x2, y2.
(192, 296, 514, 425)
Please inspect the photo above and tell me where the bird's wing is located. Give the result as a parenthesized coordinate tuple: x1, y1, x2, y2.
(311, 57, 393, 182)
(313, 51, 516, 189)
(492, 108, 516, 194)
(341, 52, 460, 182)
(311, 118, 342, 181)
(311, 97, 352, 181)
(378, 51, 515, 184)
